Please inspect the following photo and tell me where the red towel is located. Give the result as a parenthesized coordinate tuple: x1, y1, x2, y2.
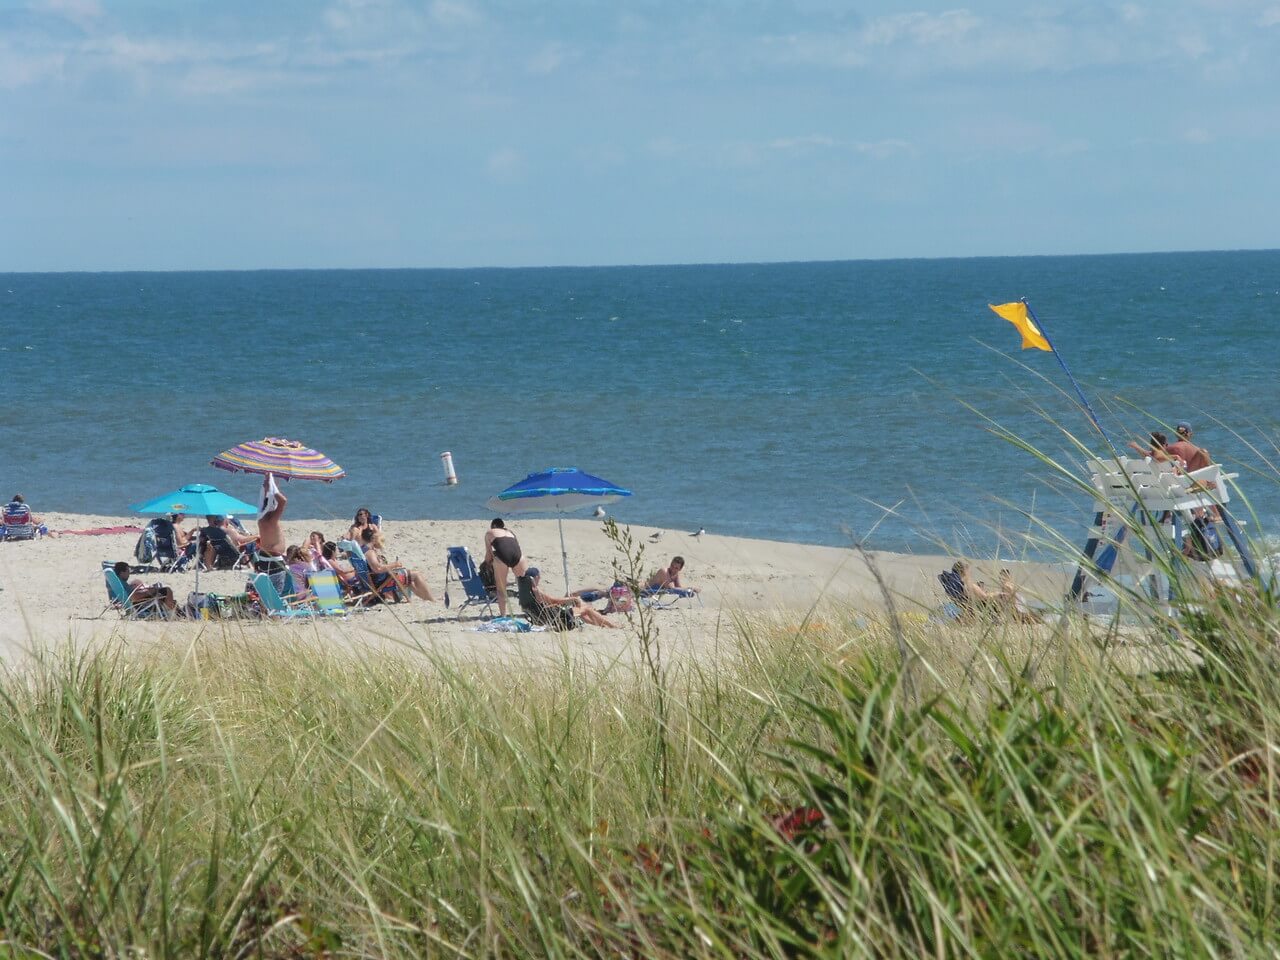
(51, 525, 143, 537)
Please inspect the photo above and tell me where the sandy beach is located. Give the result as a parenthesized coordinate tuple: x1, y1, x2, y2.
(0, 512, 1072, 663)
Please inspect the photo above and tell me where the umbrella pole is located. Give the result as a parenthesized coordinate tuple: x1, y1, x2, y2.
(559, 515, 571, 594)
(194, 528, 201, 597)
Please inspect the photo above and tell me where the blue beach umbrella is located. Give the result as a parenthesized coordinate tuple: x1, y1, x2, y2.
(128, 484, 259, 517)
(487, 467, 633, 591)
(129, 484, 260, 593)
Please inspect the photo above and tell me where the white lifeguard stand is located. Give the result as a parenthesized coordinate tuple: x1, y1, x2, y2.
(1068, 456, 1257, 606)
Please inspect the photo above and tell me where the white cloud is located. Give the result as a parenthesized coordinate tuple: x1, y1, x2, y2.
(527, 43, 567, 76)
(486, 147, 525, 181)
(860, 10, 981, 47)
(768, 135, 835, 150)
(1183, 127, 1212, 143)
(854, 139, 912, 159)
(429, 0, 480, 28)
(1260, 6, 1280, 26)
(31, 0, 102, 30)
(0, 42, 65, 89)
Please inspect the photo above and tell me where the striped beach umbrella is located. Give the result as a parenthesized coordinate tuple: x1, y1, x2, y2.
(211, 437, 346, 482)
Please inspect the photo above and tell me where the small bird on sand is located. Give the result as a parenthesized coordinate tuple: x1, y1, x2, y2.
(593, 506, 606, 518)
(649, 531, 663, 542)
(692, 527, 705, 538)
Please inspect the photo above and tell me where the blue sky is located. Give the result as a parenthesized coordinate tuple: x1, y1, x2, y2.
(2, 0, 1278, 270)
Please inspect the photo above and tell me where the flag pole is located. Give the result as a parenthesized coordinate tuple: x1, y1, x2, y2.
(1021, 298, 1117, 453)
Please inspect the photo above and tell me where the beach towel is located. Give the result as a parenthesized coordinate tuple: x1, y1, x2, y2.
(473, 617, 545, 633)
(258, 473, 280, 520)
(50, 526, 141, 537)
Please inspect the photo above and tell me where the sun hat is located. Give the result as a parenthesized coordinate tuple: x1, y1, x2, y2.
(526, 567, 541, 578)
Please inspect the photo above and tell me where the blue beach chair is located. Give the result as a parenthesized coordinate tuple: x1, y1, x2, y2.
(640, 585, 701, 609)
(340, 541, 407, 604)
(443, 546, 495, 620)
(103, 568, 169, 620)
(251, 573, 317, 619)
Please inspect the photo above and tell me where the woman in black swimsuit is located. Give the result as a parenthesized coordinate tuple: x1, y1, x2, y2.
(484, 518, 528, 617)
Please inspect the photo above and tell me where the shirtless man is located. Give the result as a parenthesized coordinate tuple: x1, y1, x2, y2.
(645, 556, 700, 593)
(254, 477, 289, 594)
(111, 561, 177, 614)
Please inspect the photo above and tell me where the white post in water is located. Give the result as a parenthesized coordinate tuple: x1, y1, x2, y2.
(440, 451, 458, 486)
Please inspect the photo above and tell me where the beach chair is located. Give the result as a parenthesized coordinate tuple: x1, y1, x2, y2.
(251, 573, 317, 619)
(341, 543, 407, 604)
(641, 585, 702, 609)
(103, 568, 169, 620)
(1, 502, 37, 542)
(516, 574, 578, 631)
(306, 570, 349, 617)
(146, 517, 183, 571)
(443, 546, 495, 619)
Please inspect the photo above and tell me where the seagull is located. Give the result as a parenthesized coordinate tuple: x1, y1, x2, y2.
(649, 531, 663, 542)
(692, 527, 705, 538)
(592, 506, 606, 518)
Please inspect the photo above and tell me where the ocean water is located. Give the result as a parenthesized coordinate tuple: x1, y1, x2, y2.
(2, 251, 1278, 556)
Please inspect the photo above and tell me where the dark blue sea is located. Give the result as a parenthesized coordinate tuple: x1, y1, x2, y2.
(2, 252, 1278, 556)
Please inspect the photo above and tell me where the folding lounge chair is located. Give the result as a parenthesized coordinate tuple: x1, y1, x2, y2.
(251, 573, 317, 619)
(146, 518, 183, 572)
(339, 540, 407, 604)
(641, 585, 702, 609)
(2, 503, 37, 542)
(516, 574, 578, 631)
(103, 568, 169, 620)
(306, 570, 349, 617)
(443, 546, 496, 619)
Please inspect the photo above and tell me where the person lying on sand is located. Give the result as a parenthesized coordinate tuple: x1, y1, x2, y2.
(359, 528, 435, 601)
(645, 556, 699, 593)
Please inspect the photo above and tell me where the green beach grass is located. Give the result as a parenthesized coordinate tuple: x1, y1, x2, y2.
(0, 571, 1277, 958)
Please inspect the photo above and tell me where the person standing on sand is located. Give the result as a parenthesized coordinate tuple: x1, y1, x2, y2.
(484, 518, 529, 617)
(254, 475, 289, 595)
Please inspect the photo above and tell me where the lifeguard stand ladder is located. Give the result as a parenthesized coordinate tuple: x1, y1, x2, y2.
(1068, 457, 1256, 604)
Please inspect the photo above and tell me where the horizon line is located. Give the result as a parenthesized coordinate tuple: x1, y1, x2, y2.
(3, 246, 1279, 276)
(2, 245, 1280, 276)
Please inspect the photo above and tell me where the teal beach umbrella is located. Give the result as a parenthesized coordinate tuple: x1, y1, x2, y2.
(129, 484, 259, 593)
(128, 484, 258, 517)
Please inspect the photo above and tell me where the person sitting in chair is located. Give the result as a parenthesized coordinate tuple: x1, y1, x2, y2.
(938, 560, 997, 622)
(347, 507, 381, 543)
(359, 527, 435, 601)
(200, 514, 248, 570)
(111, 561, 177, 614)
(518, 568, 618, 630)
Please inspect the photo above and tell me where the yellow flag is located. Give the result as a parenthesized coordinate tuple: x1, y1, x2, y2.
(988, 301, 1052, 352)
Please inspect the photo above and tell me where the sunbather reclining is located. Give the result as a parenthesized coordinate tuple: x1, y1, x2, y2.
(645, 556, 699, 594)
(111, 561, 178, 613)
(359, 528, 435, 601)
(519, 568, 617, 630)
(200, 515, 250, 570)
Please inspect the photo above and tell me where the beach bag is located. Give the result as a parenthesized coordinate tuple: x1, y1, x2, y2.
(607, 584, 634, 613)
(134, 526, 157, 564)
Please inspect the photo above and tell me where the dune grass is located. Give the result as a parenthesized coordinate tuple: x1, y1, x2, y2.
(0, 573, 1276, 959)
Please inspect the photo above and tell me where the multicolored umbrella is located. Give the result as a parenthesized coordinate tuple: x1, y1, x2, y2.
(211, 438, 345, 482)
(488, 467, 632, 590)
